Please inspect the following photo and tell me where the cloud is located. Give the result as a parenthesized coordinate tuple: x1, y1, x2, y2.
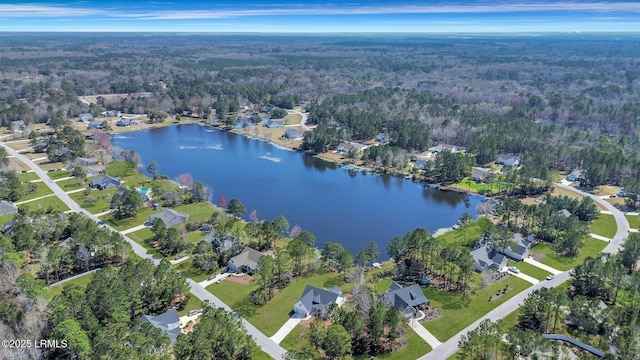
(2, 2, 640, 20)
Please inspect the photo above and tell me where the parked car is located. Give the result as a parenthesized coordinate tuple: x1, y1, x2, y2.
(546, 275, 555, 280)
(508, 266, 520, 274)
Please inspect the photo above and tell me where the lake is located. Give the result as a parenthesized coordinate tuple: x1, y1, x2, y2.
(112, 124, 485, 257)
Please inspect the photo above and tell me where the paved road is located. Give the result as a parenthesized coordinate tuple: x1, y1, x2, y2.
(418, 183, 630, 360)
(288, 109, 309, 131)
(1, 142, 286, 359)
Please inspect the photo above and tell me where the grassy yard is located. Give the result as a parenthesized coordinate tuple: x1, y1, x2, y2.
(17, 182, 53, 202)
(590, 213, 617, 239)
(186, 231, 207, 245)
(101, 207, 161, 231)
(625, 214, 640, 229)
(56, 178, 85, 191)
(105, 161, 138, 177)
(452, 178, 494, 193)
(531, 237, 608, 271)
(70, 188, 118, 214)
(126, 228, 165, 258)
(21, 196, 69, 213)
(47, 272, 95, 297)
(178, 292, 204, 316)
(422, 276, 531, 341)
(174, 202, 217, 223)
(251, 344, 273, 360)
(507, 260, 552, 280)
(48, 170, 70, 180)
(434, 217, 490, 249)
(0, 214, 15, 226)
(17, 172, 39, 182)
(176, 259, 211, 283)
(207, 270, 349, 337)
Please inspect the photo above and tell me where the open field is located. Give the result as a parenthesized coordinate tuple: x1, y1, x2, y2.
(101, 207, 161, 231)
(625, 214, 640, 229)
(174, 203, 217, 223)
(434, 217, 490, 249)
(552, 186, 607, 210)
(422, 276, 531, 341)
(17, 171, 39, 182)
(17, 182, 53, 202)
(595, 185, 621, 196)
(207, 269, 349, 337)
(70, 187, 118, 214)
(590, 213, 617, 239)
(8, 158, 30, 172)
(48, 170, 70, 180)
(56, 178, 85, 191)
(47, 272, 95, 297)
(6, 140, 32, 151)
(531, 237, 608, 271)
(20, 196, 70, 213)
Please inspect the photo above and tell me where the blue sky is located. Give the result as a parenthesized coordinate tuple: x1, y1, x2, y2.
(1, 1, 639, 32)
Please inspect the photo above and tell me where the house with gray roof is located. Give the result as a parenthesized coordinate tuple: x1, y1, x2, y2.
(284, 129, 304, 140)
(148, 209, 189, 228)
(470, 245, 507, 272)
(202, 231, 239, 253)
(558, 209, 572, 218)
(227, 247, 264, 274)
(87, 120, 104, 130)
(66, 156, 99, 170)
(566, 169, 583, 182)
(293, 285, 345, 318)
(89, 175, 121, 190)
(116, 117, 136, 127)
(140, 309, 181, 343)
(0, 200, 18, 217)
(496, 154, 521, 167)
(471, 167, 493, 182)
(428, 144, 465, 154)
(383, 282, 429, 318)
(496, 233, 535, 261)
(266, 120, 284, 128)
(335, 142, 367, 155)
(79, 113, 94, 123)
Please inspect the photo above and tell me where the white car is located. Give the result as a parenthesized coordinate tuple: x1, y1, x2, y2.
(508, 266, 520, 274)
(546, 275, 555, 280)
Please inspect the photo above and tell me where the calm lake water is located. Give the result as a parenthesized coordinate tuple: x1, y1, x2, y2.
(112, 124, 484, 257)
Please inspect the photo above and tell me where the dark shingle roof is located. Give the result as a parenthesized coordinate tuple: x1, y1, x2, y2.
(296, 285, 343, 316)
(148, 209, 189, 228)
(140, 309, 181, 343)
(228, 246, 264, 270)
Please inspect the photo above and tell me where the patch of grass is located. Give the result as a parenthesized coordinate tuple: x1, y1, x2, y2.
(178, 292, 204, 316)
(422, 276, 531, 341)
(251, 343, 273, 360)
(507, 260, 552, 281)
(69, 188, 118, 214)
(186, 231, 207, 245)
(176, 259, 210, 283)
(126, 228, 164, 258)
(207, 269, 349, 337)
(48, 170, 70, 180)
(56, 178, 85, 191)
(39, 162, 64, 171)
(105, 161, 138, 177)
(531, 237, 608, 271)
(500, 308, 521, 332)
(18, 172, 39, 182)
(121, 174, 153, 189)
(101, 207, 161, 231)
(434, 217, 490, 249)
(552, 186, 607, 211)
(452, 178, 495, 193)
(0, 214, 16, 225)
(626, 215, 640, 230)
(174, 202, 217, 223)
(590, 213, 616, 239)
(21, 196, 69, 213)
(47, 272, 95, 297)
(17, 182, 53, 202)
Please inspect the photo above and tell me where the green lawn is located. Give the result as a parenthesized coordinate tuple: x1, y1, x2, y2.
(499, 308, 521, 332)
(590, 213, 617, 239)
(251, 344, 273, 360)
(127, 228, 164, 258)
(47, 272, 95, 297)
(105, 161, 138, 177)
(178, 292, 204, 316)
(434, 217, 490, 249)
(18, 172, 39, 182)
(56, 178, 85, 191)
(121, 174, 153, 190)
(531, 237, 608, 271)
(422, 276, 531, 341)
(186, 231, 207, 245)
(101, 207, 161, 231)
(174, 202, 217, 223)
(507, 260, 552, 280)
(48, 170, 70, 180)
(0, 214, 15, 226)
(17, 182, 53, 201)
(625, 214, 640, 229)
(21, 196, 69, 213)
(69, 188, 118, 214)
(176, 259, 211, 282)
(207, 270, 349, 337)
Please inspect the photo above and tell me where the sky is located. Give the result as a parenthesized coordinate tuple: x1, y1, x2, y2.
(1, 0, 639, 33)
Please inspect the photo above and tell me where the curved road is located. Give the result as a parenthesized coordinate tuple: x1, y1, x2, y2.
(0, 142, 287, 359)
(419, 183, 630, 360)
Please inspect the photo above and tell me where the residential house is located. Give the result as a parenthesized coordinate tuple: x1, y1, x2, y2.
(202, 231, 239, 253)
(148, 209, 190, 228)
(293, 285, 346, 318)
(284, 129, 304, 140)
(79, 113, 94, 123)
(471, 167, 493, 182)
(87, 120, 104, 130)
(116, 118, 136, 127)
(236, 116, 254, 129)
(496, 233, 535, 261)
(376, 132, 389, 144)
(100, 110, 121, 117)
(383, 282, 429, 318)
(335, 142, 367, 155)
(89, 175, 121, 190)
(470, 245, 507, 272)
(496, 154, 521, 167)
(414, 159, 429, 170)
(266, 120, 284, 128)
(558, 209, 572, 218)
(140, 309, 181, 343)
(227, 247, 264, 274)
(0, 200, 18, 217)
(567, 169, 583, 182)
(66, 156, 99, 170)
(428, 144, 465, 154)
(85, 165, 105, 177)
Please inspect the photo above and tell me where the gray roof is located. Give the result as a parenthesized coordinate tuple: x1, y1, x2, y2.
(140, 309, 181, 343)
(79, 113, 94, 122)
(0, 200, 18, 216)
(67, 156, 99, 169)
(470, 245, 507, 270)
(228, 247, 264, 270)
(496, 154, 521, 167)
(148, 209, 189, 228)
(202, 232, 238, 253)
(116, 118, 135, 126)
(296, 285, 342, 316)
(428, 144, 465, 153)
(89, 175, 120, 189)
(471, 167, 492, 181)
(387, 282, 428, 316)
(284, 129, 304, 139)
(558, 209, 572, 218)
